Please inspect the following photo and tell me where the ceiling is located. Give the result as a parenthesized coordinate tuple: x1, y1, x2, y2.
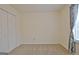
(11, 4, 65, 13)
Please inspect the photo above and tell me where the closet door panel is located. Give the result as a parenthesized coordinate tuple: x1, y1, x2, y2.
(8, 14, 12, 51)
(0, 10, 8, 52)
(8, 14, 16, 51)
(12, 15, 17, 48)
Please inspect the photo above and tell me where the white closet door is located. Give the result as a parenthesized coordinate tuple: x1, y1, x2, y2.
(0, 9, 8, 52)
(12, 15, 17, 48)
(8, 14, 16, 51)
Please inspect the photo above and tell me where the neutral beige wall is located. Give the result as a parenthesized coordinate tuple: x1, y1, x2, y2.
(59, 5, 70, 49)
(21, 12, 62, 44)
(0, 5, 17, 15)
(16, 13, 22, 46)
(0, 4, 21, 46)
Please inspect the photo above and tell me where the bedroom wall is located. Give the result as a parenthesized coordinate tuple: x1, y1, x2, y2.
(21, 12, 61, 44)
(59, 5, 70, 49)
(0, 4, 21, 47)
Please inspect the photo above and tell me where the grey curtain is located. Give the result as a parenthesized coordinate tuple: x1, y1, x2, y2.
(69, 4, 78, 54)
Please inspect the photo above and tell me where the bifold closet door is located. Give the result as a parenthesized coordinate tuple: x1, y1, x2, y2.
(8, 14, 17, 51)
(0, 9, 9, 52)
(0, 9, 17, 52)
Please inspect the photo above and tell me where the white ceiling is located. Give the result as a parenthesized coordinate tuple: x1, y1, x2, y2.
(11, 4, 65, 13)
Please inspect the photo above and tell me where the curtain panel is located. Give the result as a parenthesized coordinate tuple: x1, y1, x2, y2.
(69, 4, 78, 54)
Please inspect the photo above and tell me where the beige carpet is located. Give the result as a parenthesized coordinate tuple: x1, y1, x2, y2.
(9, 44, 69, 55)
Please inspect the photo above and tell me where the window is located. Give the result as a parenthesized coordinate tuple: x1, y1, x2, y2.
(73, 6, 79, 41)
